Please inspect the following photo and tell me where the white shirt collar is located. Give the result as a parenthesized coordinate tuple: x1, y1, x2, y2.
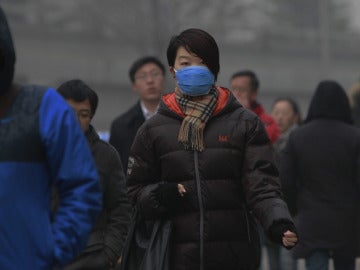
(140, 101, 158, 120)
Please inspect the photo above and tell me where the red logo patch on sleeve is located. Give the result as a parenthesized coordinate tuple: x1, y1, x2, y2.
(218, 135, 229, 142)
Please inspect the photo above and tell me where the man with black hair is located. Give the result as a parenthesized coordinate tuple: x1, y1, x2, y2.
(57, 79, 131, 270)
(0, 7, 102, 270)
(230, 70, 280, 143)
(109, 56, 166, 169)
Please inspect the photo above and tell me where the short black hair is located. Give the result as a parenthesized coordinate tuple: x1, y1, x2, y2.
(230, 70, 259, 92)
(57, 79, 98, 116)
(129, 56, 165, 83)
(167, 28, 220, 81)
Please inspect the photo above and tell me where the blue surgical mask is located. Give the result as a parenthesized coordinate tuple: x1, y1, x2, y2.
(174, 66, 215, 96)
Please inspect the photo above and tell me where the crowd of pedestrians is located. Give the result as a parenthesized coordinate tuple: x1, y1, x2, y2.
(1, 5, 360, 270)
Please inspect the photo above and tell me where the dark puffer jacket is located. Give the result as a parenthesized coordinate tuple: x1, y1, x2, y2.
(82, 126, 131, 264)
(54, 126, 131, 269)
(127, 87, 293, 270)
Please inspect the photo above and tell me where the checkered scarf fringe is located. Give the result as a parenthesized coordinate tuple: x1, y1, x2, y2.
(175, 86, 218, 151)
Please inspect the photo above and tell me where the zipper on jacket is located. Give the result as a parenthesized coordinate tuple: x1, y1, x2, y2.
(244, 209, 251, 243)
(194, 151, 204, 270)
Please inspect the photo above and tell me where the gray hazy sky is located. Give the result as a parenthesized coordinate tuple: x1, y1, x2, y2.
(350, 0, 360, 30)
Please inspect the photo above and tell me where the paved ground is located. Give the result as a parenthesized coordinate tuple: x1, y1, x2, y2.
(260, 247, 360, 270)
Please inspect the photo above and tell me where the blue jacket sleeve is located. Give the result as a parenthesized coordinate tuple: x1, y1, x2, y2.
(39, 89, 102, 267)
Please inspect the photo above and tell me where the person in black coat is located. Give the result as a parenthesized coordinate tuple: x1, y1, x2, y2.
(56, 80, 131, 270)
(348, 81, 360, 127)
(126, 28, 298, 270)
(109, 56, 166, 170)
(280, 80, 360, 270)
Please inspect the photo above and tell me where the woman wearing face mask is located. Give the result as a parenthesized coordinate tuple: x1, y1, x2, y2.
(126, 28, 297, 270)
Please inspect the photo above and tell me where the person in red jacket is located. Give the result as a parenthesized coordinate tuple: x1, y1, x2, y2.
(230, 70, 280, 143)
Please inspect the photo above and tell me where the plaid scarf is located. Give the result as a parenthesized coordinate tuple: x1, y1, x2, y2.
(175, 86, 218, 151)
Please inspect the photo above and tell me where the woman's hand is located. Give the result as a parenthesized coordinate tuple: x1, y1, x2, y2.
(282, 230, 298, 247)
(177, 184, 186, 196)
(156, 183, 187, 210)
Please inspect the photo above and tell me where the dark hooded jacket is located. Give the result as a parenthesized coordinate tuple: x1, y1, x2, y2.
(280, 80, 360, 258)
(60, 125, 131, 269)
(83, 126, 130, 263)
(0, 6, 15, 94)
(127, 87, 294, 270)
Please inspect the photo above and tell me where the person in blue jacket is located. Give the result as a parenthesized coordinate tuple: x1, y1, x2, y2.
(0, 6, 102, 270)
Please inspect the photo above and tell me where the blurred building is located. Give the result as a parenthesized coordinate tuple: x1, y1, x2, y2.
(1, 0, 359, 130)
